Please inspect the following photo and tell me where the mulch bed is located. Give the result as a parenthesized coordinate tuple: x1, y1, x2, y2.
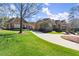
(61, 35, 79, 43)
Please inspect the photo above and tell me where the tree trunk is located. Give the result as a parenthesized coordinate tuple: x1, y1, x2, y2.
(19, 3, 23, 33)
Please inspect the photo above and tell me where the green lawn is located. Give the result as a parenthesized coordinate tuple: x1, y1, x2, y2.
(0, 30, 79, 56)
(48, 31, 63, 34)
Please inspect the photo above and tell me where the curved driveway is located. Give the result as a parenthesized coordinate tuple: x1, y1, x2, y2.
(32, 31, 79, 51)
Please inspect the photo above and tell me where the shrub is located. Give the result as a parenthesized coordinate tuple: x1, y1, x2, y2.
(39, 22, 53, 33)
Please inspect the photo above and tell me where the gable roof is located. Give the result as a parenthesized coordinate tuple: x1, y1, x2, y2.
(7, 17, 27, 23)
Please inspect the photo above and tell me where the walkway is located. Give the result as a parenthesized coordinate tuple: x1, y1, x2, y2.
(32, 31, 79, 51)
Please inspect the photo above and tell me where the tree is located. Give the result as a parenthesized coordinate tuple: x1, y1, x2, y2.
(69, 5, 79, 32)
(0, 3, 42, 33)
(0, 4, 11, 28)
(13, 3, 42, 33)
(69, 7, 75, 29)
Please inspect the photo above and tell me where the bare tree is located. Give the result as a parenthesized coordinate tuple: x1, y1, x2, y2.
(13, 3, 42, 33)
(69, 5, 79, 32)
(0, 3, 42, 33)
(0, 4, 11, 28)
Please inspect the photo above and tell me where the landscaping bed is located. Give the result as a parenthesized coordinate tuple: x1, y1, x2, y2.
(61, 35, 79, 43)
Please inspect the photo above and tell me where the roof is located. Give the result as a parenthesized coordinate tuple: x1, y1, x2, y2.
(7, 17, 27, 23)
(37, 18, 51, 23)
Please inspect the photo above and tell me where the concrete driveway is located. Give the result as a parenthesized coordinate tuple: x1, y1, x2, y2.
(32, 31, 79, 51)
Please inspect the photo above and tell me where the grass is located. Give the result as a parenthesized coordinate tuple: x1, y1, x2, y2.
(48, 31, 63, 34)
(0, 30, 79, 56)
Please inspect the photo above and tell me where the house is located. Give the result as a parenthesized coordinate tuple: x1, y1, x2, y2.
(54, 20, 67, 31)
(5, 17, 35, 30)
(5, 17, 68, 32)
(35, 18, 68, 32)
(26, 22, 36, 30)
(5, 17, 27, 29)
(61, 20, 67, 30)
(35, 18, 56, 32)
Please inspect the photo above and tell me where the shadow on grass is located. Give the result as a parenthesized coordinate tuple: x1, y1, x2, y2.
(0, 33, 16, 38)
(0, 33, 20, 45)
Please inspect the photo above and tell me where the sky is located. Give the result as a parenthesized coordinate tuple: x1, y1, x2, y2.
(28, 3, 78, 22)
(7, 3, 79, 22)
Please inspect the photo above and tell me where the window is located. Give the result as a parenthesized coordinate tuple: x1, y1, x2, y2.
(14, 24, 20, 28)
